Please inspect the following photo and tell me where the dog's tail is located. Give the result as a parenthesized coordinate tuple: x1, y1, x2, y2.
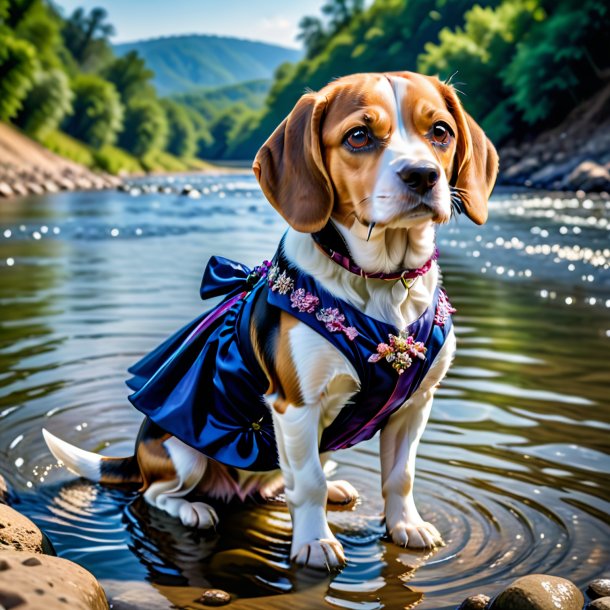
(42, 428, 142, 486)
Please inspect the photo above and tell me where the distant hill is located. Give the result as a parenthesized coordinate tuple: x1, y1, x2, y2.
(113, 35, 302, 96)
(174, 79, 271, 120)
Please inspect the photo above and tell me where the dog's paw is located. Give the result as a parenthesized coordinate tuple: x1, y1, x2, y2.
(292, 537, 346, 570)
(327, 479, 359, 505)
(178, 501, 218, 529)
(388, 520, 443, 549)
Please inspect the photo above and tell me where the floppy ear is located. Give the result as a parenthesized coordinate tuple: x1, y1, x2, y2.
(252, 92, 334, 233)
(441, 83, 499, 225)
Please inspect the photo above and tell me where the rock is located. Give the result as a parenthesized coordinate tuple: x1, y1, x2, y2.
(0, 504, 46, 554)
(42, 180, 59, 193)
(588, 597, 610, 610)
(489, 574, 583, 610)
(458, 593, 491, 609)
(0, 550, 108, 610)
(25, 182, 44, 195)
(529, 156, 586, 188)
(56, 177, 75, 190)
(502, 156, 541, 182)
(0, 182, 13, 197)
(197, 588, 231, 606)
(589, 580, 610, 600)
(11, 182, 28, 197)
(563, 160, 610, 192)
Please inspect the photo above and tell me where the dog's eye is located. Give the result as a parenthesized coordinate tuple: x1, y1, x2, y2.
(345, 128, 372, 150)
(431, 122, 452, 145)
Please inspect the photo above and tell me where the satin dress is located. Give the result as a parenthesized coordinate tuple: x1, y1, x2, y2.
(127, 238, 454, 472)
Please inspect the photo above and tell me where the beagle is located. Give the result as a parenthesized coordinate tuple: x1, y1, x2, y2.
(43, 71, 498, 571)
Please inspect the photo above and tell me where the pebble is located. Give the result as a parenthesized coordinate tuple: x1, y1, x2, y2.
(458, 594, 491, 609)
(197, 588, 231, 606)
(589, 580, 610, 600)
(588, 598, 610, 610)
(488, 574, 583, 610)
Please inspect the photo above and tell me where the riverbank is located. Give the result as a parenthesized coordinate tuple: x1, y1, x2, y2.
(498, 83, 610, 193)
(0, 123, 121, 198)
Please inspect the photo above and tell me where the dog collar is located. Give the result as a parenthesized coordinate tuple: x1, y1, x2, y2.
(312, 222, 438, 284)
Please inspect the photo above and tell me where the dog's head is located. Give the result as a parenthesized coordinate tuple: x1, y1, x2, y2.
(253, 71, 498, 233)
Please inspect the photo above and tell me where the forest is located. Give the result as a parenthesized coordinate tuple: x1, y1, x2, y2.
(1, 0, 608, 172)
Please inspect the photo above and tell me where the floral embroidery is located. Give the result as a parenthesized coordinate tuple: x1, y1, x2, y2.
(266, 261, 358, 341)
(267, 263, 280, 285)
(316, 307, 359, 340)
(434, 290, 456, 327)
(290, 288, 320, 313)
(270, 270, 294, 295)
(368, 330, 427, 375)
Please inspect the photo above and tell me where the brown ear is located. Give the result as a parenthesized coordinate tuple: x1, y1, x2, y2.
(441, 83, 499, 225)
(252, 93, 333, 233)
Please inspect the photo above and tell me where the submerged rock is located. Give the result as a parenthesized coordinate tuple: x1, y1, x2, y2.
(588, 598, 610, 610)
(0, 550, 108, 610)
(488, 574, 583, 610)
(588, 579, 610, 599)
(458, 593, 491, 609)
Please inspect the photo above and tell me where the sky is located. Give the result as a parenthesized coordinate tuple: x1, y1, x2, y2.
(52, 0, 326, 48)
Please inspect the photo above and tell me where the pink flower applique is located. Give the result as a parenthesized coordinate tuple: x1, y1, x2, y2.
(290, 288, 320, 313)
(316, 307, 359, 341)
(368, 330, 427, 375)
(434, 290, 456, 327)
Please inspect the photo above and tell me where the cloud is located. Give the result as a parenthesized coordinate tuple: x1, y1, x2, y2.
(259, 15, 292, 31)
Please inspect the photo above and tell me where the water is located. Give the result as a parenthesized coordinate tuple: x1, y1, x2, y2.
(0, 175, 608, 609)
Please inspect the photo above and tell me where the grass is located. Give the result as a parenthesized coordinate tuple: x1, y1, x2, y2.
(40, 130, 95, 167)
(38, 129, 215, 176)
(93, 145, 143, 175)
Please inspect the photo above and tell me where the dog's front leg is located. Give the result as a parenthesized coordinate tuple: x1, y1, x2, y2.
(272, 404, 346, 570)
(380, 388, 443, 549)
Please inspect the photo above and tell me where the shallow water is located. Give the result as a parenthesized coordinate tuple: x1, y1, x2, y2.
(0, 175, 608, 609)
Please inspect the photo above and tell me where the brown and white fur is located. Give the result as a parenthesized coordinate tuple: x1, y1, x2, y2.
(43, 71, 498, 571)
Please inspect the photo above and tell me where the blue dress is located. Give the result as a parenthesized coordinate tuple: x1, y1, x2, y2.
(127, 239, 454, 472)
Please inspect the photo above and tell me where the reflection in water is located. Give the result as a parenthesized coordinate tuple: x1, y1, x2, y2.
(0, 178, 608, 609)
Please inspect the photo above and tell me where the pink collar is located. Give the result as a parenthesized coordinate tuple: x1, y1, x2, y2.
(311, 223, 438, 283)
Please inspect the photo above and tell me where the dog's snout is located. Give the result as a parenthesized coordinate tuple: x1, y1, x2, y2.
(396, 161, 440, 195)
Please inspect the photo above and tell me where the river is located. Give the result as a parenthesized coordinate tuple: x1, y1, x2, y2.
(0, 174, 608, 609)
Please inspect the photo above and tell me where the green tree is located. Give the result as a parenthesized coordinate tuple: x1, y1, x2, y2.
(62, 74, 123, 147)
(102, 50, 155, 104)
(15, 68, 73, 136)
(61, 7, 114, 70)
(160, 99, 196, 158)
(2, 0, 39, 28)
(118, 99, 168, 157)
(297, 16, 328, 59)
(0, 32, 38, 121)
(418, 0, 541, 141)
(505, 0, 609, 127)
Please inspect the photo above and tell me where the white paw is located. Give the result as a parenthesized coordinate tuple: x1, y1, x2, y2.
(388, 520, 443, 549)
(292, 537, 346, 570)
(327, 479, 359, 505)
(178, 502, 218, 529)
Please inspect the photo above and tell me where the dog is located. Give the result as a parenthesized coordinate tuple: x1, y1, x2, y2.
(43, 71, 498, 571)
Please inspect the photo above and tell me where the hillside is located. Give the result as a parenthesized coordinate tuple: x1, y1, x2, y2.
(113, 35, 302, 96)
(174, 79, 271, 121)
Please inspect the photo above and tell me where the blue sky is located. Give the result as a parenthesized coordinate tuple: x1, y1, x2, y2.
(52, 0, 326, 48)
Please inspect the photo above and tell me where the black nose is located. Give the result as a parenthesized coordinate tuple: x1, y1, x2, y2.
(396, 161, 440, 195)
